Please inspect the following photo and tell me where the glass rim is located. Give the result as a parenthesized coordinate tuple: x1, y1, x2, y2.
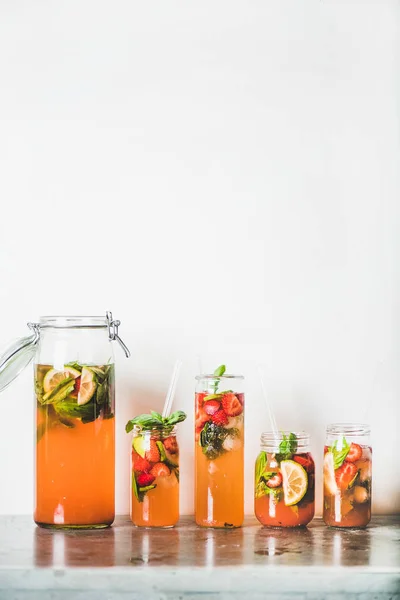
(131, 424, 177, 435)
(195, 374, 244, 380)
(39, 316, 108, 329)
(260, 430, 310, 441)
(326, 423, 370, 436)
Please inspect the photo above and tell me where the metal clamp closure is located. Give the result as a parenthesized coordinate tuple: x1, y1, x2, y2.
(106, 312, 130, 358)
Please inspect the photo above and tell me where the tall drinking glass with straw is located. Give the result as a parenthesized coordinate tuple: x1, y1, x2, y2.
(195, 364, 245, 528)
(125, 360, 186, 527)
(254, 365, 315, 527)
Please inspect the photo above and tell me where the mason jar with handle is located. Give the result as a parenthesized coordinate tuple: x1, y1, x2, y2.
(0, 312, 130, 529)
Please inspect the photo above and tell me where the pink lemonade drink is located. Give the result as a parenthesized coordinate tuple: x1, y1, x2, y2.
(323, 424, 372, 528)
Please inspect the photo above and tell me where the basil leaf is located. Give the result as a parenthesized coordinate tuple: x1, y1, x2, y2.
(213, 365, 226, 377)
(212, 364, 226, 393)
(151, 411, 163, 424)
(276, 432, 298, 461)
(166, 410, 187, 426)
(132, 474, 139, 502)
(156, 440, 167, 461)
(255, 451, 267, 486)
(330, 437, 350, 469)
(42, 378, 75, 404)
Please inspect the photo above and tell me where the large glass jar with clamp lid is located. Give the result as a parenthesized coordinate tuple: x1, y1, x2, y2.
(0, 312, 130, 529)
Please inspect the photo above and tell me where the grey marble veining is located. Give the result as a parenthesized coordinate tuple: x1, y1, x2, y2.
(0, 516, 399, 599)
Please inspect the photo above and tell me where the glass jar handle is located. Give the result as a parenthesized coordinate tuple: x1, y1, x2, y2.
(27, 322, 40, 343)
(106, 311, 130, 358)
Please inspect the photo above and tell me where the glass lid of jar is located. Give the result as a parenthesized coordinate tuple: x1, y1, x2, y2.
(0, 323, 40, 393)
(0, 311, 130, 393)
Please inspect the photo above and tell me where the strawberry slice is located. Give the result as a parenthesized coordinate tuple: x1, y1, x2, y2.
(204, 400, 221, 416)
(137, 473, 155, 487)
(195, 408, 210, 431)
(266, 473, 282, 488)
(144, 440, 160, 464)
(335, 461, 358, 490)
(221, 393, 243, 417)
(163, 436, 178, 455)
(150, 462, 171, 478)
(70, 376, 81, 398)
(132, 450, 151, 473)
(345, 443, 362, 463)
(195, 392, 208, 408)
(212, 409, 228, 426)
(293, 454, 314, 473)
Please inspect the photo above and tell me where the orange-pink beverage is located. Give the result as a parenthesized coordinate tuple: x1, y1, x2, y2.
(195, 371, 244, 528)
(131, 428, 180, 527)
(254, 432, 315, 527)
(34, 362, 115, 528)
(323, 423, 372, 528)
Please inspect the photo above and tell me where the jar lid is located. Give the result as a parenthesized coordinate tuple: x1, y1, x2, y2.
(0, 324, 39, 393)
(0, 311, 130, 393)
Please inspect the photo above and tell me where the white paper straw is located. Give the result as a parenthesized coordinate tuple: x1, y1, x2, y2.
(257, 364, 279, 438)
(162, 359, 183, 418)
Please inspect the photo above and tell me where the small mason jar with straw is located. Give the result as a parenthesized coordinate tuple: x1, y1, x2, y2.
(126, 360, 186, 527)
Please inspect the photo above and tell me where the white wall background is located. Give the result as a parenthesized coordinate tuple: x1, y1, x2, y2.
(0, 0, 399, 517)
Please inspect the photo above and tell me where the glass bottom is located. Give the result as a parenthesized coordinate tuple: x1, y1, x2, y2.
(325, 523, 369, 530)
(260, 523, 308, 529)
(35, 522, 112, 530)
(195, 521, 242, 529)
(133, 524, 175, 529)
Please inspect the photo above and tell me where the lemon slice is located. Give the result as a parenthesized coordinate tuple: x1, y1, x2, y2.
(323, 451, 338, 496)
(280, 460, 308, 506)
(77, 367, 96, 406)
(132, 435, 146, 458)
(43, 366, 81, 393)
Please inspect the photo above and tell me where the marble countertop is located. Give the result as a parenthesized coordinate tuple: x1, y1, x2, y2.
(0, 515, 399, 599)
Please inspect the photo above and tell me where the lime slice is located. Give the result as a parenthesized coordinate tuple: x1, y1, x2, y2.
(280, 460, 308, 506)
(323, 451, 338, 496)
(132, 435, 146, 458)
(43, 366, 81, 393)
(77, 367, 96, 406)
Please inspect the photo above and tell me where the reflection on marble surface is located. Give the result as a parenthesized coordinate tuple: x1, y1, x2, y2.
(0, 515, 399, 569)
(0, 516, 399, 599)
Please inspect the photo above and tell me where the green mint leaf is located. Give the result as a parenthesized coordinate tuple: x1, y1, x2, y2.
(203, 394, 223, 402)
(213, 365, 226, 377)
(151, 411, 163, 424)
(276, 432, 298, 461)
(64, 362, 83, 373)
(330, 437, 350, 469)
(166, 410, 187, 426)
(255, 451, 267, 486)
(125, 414, 162, 432)
(289, 432, 298, 454)
(55, 400, 96, 422)
(156, 440, 167, 461)
(173, 468, 179, 482)
(212, 364, 226, 393)
(42, 377, 75, 403)
(139, 484, 157, 493)
(132, 474, 139, 501)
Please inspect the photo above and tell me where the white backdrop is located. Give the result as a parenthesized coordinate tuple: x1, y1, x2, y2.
(0, 0, 399, 517)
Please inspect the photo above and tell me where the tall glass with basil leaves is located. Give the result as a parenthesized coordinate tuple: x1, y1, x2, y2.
(0, 313, 129, 529)
(195, 365, 245, 528)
